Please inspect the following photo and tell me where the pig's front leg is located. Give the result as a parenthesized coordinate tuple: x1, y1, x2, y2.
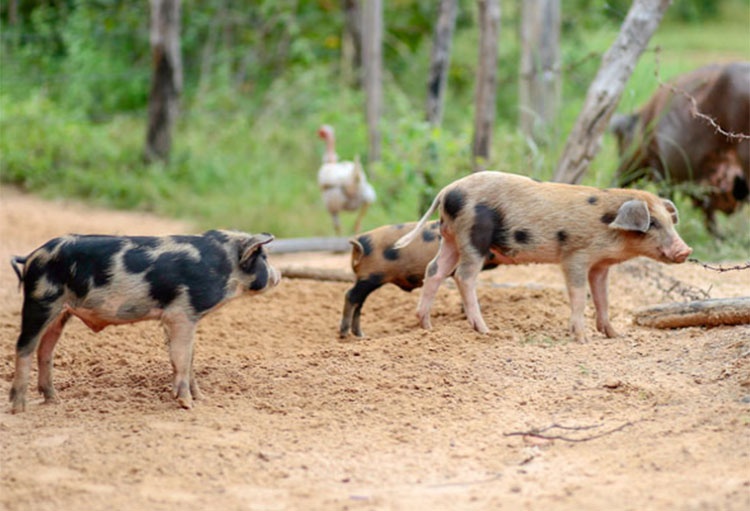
(562, 256, 590, 342)
(588, 263, 618, 338)
(162, 313, 199, 409)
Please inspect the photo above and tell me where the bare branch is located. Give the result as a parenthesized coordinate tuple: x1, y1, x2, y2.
(688, 259, 750, 273)
(653, 47, 750, 141)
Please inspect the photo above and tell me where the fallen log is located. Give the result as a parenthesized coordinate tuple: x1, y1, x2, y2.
(279, 266, 354, 282)
(267, 237, 351, 254)
(633, 297, 750, 329)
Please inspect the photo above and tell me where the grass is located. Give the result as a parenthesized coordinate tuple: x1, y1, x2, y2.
(1, 4, 749, 261)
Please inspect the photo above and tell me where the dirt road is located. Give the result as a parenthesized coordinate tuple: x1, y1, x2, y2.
(1, 187, 748, 510)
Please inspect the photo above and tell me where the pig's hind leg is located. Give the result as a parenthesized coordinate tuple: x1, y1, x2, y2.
(454, 253, 489, 334)
(417, 239, 460, 329)
(10, 299, 66, 413)
(162, 312, 199, 409)
(36, 311, 72, 405)
(588, 263, 618, 338)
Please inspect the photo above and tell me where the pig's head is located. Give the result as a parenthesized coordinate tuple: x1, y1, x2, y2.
(608, 197, 692, 264)
(236, 232, 281, 292)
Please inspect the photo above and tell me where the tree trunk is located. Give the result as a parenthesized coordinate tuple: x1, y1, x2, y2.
(472, 0, 501, 171)
(145, 0, 183, 163)
(342, 0, 363, 86)
(8, 0, 18, 25)
(633, 297, 750, 329)
(362, 0, 382, 164)
(426, 0, 458, 127)
(552, 0, 671, 183)
(519, 0, 560, 145)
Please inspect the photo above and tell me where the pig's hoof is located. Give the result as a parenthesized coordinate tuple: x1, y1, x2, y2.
(10, 399, 26, 414)
(177, 397, 193, 409)
(41, 389, 59, 404)
(598, 324, 619, 338)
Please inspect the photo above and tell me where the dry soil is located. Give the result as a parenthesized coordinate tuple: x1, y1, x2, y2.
(1, 187, 749, 511)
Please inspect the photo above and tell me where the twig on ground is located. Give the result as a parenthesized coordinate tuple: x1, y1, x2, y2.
(504, 421, 634, 443)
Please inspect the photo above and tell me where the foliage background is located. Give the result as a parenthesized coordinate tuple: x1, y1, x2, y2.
(0, 0, 748, 260)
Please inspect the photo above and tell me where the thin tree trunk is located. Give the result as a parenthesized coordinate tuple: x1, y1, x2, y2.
(519, 0, 560, 145)
(426, 0, 458, 127)
(8, 0, 18, 25)
(342, 0, 363, 86)
(553, 0, 671, 184)
(472, 0, 501, 171)
(362, 0, 383, 164)
(145, 0, 183, 163)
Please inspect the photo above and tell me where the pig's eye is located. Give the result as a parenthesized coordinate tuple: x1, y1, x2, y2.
(649, 219, 661, 230)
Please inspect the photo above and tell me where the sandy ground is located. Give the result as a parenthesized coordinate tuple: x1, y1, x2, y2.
(0, 186, 749, 511)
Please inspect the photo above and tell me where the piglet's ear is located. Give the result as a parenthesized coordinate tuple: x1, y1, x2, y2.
(349, 239, 364, 267)
(240, 233, 274, 265)
(662, 199, 679, 225)
(610, 199, 650, 233)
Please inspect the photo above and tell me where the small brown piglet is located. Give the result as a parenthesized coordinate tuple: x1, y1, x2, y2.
(340, 221, 497, 338)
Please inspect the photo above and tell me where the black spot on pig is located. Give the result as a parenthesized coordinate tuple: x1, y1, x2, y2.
(429, 222, 440, 230)
(513, 229, 531, 244)
(50, 236, 125, 297)
(383, 247, 399, 261)
(557, 230, 568, 244)
(587, 196, 598, 205)
(242, 251, 270, 292)
(203, 229, 230, 243)
(145, 238, 232, 313)
(427, 260, 439, 277)
(471, 204, 509, 255)
(444, 189, 466, 219)
(347, 273, 385, 305)
(422, 228, 438, 243)
(16, 300, 57, 356)
(406, 274, 423, 289)
(357, 235, 374, 257)
(395, 223, 405, 230)
(601, 212, 617, 225)
(124, 247, 155, 274)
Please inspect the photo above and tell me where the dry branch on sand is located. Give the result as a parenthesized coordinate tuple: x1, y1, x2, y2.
(633, 297, 750, 329)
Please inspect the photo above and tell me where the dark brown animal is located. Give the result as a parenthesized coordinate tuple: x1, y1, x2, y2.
(610, 61, 750, 235)
(395, 171, 692, 342)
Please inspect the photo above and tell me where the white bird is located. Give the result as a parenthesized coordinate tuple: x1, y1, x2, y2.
(317, 124, 376, 235)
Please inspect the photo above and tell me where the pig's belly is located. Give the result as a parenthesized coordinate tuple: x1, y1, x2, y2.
(490, 246, 560, 265)
(64, 301, 163, 332)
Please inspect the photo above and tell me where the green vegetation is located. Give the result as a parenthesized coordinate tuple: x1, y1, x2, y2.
(1, 0, 748, 261)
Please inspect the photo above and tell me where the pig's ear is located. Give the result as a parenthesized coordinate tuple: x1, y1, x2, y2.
(349, 239, 364, 266)
(662, 199, 679, 225)
(240, 233, 274, 265)
(610, 200, 650, 233)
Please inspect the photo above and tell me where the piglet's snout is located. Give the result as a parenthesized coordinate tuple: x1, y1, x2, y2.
(663, 237, 692, 263)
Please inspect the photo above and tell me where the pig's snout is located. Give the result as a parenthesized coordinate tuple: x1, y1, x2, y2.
(662, 238, 692, 263)
(268, 266, 282, 288)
